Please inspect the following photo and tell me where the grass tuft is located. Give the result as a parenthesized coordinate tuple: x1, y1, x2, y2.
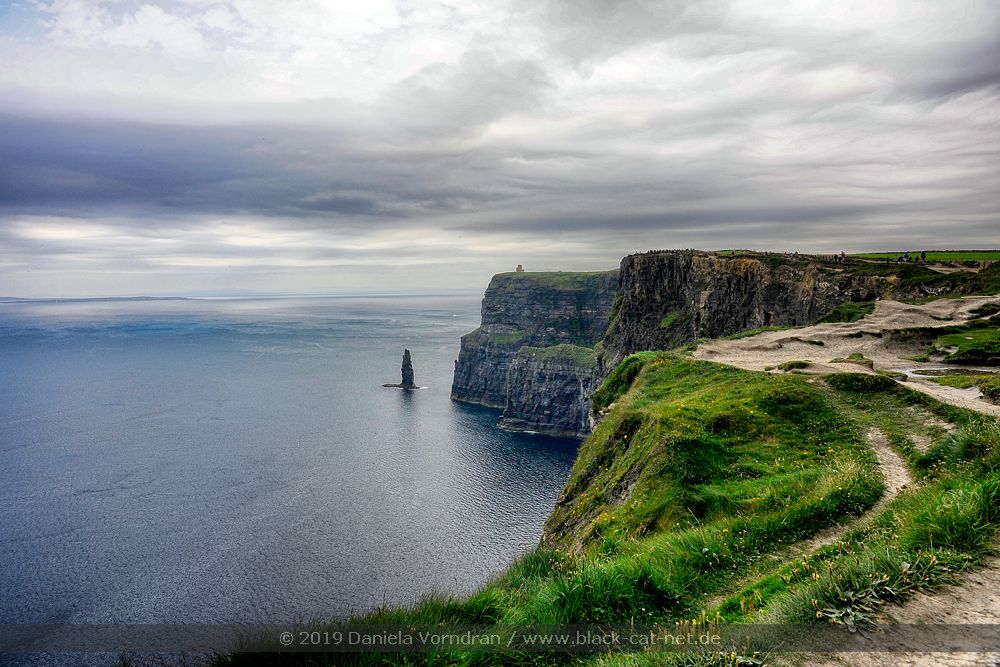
(826, 373, 897, 393)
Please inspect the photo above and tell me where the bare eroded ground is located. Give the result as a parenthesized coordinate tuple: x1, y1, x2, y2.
(694, 296, 1000, 417)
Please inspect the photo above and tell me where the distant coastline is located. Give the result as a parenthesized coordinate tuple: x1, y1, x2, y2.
(0, 296, 199, 304)
(0, 288, 484, 304)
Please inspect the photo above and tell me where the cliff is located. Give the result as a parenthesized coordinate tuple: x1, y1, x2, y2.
(603, 251, 896, 362)
(497, 345, 602, 438)
(451, 271, 618, 436)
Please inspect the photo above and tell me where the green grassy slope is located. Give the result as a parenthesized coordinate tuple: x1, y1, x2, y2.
(935, 327, 1000, 364)
(543, 357, 881, 550)
(213, 354, 1000, 667)
(906, 310, 1000, 368)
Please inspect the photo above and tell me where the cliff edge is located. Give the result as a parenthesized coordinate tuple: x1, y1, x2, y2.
(450, 270, 618, 437)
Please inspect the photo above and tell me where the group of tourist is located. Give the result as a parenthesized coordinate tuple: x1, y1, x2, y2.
(884, 251, 927, 264)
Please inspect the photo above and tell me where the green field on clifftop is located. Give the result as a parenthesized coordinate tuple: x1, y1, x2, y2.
(492, 270, 617, 291)
(215, 355, 1000, 667)
(851, 250, 1000, 261)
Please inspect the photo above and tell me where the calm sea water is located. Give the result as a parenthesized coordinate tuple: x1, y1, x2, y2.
(0, 295, 578, 631)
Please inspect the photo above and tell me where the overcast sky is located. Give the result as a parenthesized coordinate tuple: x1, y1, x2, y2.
(1, 0, 998, 296)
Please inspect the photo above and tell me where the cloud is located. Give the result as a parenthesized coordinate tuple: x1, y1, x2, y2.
(514, 0, 728, 68)
(380, 49, 553, 137)
(0, 0, 998, 296)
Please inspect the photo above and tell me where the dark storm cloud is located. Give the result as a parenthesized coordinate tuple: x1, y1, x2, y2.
(0, 114, 513, 221)
(904, 37, 1000, 100)
(0, 115, 274, 212)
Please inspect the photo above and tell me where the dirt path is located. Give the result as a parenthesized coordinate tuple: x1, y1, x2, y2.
(693, 295, 1000, 418)
(793, 428, 912, 556)
(902, 379, 1000, 418)
(707, 429, 913, 612)
(801, 546, 1000, 667)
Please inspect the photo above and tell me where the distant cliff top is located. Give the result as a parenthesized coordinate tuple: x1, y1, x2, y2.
(489, 270, 618, 292)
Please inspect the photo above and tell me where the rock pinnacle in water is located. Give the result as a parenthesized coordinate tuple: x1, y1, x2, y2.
(401, 348, 415, 389)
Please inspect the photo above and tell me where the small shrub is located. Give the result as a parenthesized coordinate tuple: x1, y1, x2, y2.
(978, 376, 1000, 403)
(816, 574, 892, 631)
(827, 372, 898, 393)
(970, 302, 1000, 318)
(660, 312, 682, 329)
(819, 301, 876, 323)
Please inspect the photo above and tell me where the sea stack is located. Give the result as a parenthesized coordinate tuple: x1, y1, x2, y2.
(383, 348, 420, 389)
(400, 349, 415, 389)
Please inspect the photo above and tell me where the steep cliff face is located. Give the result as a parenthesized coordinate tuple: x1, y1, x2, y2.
(498, 345, 602, 438)
(604, 251, 895, 361)
(451, 271, 618, 433)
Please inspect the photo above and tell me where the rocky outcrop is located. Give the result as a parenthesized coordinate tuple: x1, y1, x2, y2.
(498, 345, 603, 438)
(384, 348, 421, 389)
(400, 349, 415, 389)
(451, 271, 618, 435)
(603, 251, 896, 362)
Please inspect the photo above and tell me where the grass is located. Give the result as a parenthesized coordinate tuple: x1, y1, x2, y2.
(212, 357, 1000, 667)
(826, 373, 899, 393)
(935, 326, 1000, 364)
(493, 270, 618, 292)
(710, 381, 1000, 636)
(818, 301, 875, 323)
(978, 376, 1000, 403)
(830, 352, 873, 369)
(928, 374, 988, 389)
(489, 330, 527, 345)
(590, 351, 660, 413)
(841, 260, 1000, 299)
(659, 312, 682, 329)
(900, 309, 1000, 364)
(775, 360, 810, 371)
(516, 343, 598, 368)
(851, 250, 1000, 262)
(546, 357, 879, 549)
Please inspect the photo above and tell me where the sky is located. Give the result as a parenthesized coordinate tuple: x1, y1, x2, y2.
(0, 0, 998, 297)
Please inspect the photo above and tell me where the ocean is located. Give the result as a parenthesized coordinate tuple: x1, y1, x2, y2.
(0, 294, 578, 634)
